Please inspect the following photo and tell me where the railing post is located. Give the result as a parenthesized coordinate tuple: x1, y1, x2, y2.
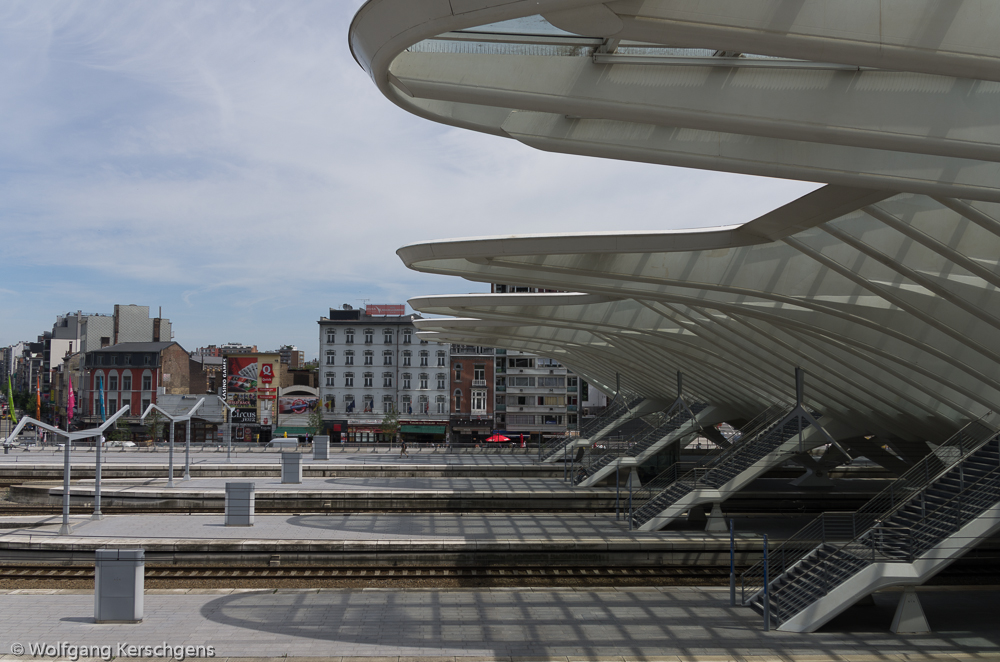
(628, 471, 633, 531)
(729, 519, 736, 606)
(615, 460, 621, 521)
(762, 534, 770, 631)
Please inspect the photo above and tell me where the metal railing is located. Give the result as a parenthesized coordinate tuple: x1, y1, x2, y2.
(741, 417, 999, 605)
(539, 392, 643, 460)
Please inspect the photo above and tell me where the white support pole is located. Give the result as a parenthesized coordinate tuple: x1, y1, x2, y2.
(93, 434, 104, 520)
(168, 421, 175, 488)
(59, 430, 71, 535)
(183, 418, 191, 480)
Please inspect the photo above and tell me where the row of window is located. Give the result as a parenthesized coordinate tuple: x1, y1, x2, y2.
(90, 354, 155, 367)
(452, 364, 487, 381)
(93, 373, 153, 391)
(323, 393, 447, 414)
(323, 372, 448, 389)
(499, 395, 569, 406)
(324, 349, 446, 367)
(89, 396, 152, 416)
(324, 329, 413, 344)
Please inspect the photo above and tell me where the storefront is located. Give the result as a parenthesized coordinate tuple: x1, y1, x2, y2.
(399, 423, 448, 444)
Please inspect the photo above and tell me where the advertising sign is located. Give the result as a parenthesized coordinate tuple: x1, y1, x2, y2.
(232, 408, 257, 424)
(224, 353, 278, 428)
(365, 304, 405, 316)
(259, 363, 275, 384)
(278, 396, 319, 415)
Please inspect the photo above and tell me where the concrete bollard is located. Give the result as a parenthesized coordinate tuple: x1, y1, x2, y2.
(94, 549, 144, 623)
(281, 452, 302, 484)
(224, 482, 255, 526)
(313, 435, 329, 461)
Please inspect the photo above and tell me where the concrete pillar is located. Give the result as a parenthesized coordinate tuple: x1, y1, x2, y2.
(705, 502, 728, 532)
(94, 549, 144, 623)
(891, 586, 930, 634)
(281, 452, 302, 484)
(313, 435, 329, 461)
(224, 482, 255, 527)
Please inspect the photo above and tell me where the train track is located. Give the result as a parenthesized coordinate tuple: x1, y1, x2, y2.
(0, 564, 733, 581)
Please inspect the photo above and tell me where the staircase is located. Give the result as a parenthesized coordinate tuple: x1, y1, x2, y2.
(574, 402, 708, 487)
(632, 404, 829, 530)
(539, 393, 645, 462)
(741, 416, 1000, 632)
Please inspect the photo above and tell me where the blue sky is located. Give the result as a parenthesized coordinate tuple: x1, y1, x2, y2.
(0, 1, 819, 359)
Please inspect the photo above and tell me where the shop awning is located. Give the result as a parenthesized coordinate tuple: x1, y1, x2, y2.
(273, 427, 312, 436)
(400, 425, 447, 435)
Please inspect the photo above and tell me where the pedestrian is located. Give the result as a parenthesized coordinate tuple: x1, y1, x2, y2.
(399, 439, 408, 458)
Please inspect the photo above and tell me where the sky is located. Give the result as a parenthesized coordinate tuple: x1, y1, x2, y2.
(0, 1, 820, 359)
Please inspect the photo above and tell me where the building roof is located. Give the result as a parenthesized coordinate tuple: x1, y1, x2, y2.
(89, 341, 180, 353)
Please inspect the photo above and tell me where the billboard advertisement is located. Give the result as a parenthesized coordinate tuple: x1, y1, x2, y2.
(278, 396, 319, 415)
(223, 353, 280, 430)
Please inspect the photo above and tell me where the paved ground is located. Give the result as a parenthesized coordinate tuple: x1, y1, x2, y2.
(0, 513, 683, 542)
(0, 586, 996, 661)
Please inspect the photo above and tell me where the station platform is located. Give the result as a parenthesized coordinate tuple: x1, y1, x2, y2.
(0, 585, 997, 660)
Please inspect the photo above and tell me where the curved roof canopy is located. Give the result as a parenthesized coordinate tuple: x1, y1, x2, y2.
(351, 0, 1000, 440)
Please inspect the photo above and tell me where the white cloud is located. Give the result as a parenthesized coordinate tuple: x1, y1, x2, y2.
(0, 0, 818, 356)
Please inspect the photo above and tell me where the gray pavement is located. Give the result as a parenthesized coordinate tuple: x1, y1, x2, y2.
(0, 513, 654, 542)
(0, 586, 997, 660)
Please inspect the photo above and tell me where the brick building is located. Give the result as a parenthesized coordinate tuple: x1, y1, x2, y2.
(80, 341, 201, 423)
(449, 345, 495, 443)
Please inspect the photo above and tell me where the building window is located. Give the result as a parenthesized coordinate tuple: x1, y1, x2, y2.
(123, 355, 131, 365)
(344, 372, 354, 387)
(326, 350, 335, 365)
(436, 351, 446, 367)
(345, 394, 355, 411)
(143, 355, 152, 366)
(472, 390, 487, 414)
(383, 395, 394, 413)
(454, 389, 462, 411)
(474, 364, 486, 383)
(326, 330, 335, 343)
(109, 374, 118, 391)
(454, 363, 462, 381)
(363, 394, 374, 412)
(402, 351, 411, 367)
(345, 329, 355, 344)
(344, 350, 354, 366)
(418, 395, 429, 413)
(383, 330, 393, 344)
(325, 372, 336, 387)
(567, 376, 578, 388)
(364, 329, 374, 344)
(141, 398, 151, 412)
(403, 329, 412, 344)
(363, 372, 374, 388)
(122, 374, 132, 391)
(383, 372, 393, 388)
(508, 357, 533, 368)
(383, 350, 393, 366)
(121, 396, 130, 414)
(495, 394, 505, 405)
(436, 395, 446, 414)
(419, 373, 428, 389)
(401, 394, 412, 413)
(364, 350, 374, 366)
(436, 373, 446, 389)
(401, 373, 411, 389)
(419, 351, 429, 367)
(142, 375, 152, 391)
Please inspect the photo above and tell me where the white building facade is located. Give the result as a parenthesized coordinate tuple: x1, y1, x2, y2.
(318, 306, 450, 443)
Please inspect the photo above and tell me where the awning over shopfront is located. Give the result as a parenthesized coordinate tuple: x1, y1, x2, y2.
(400, 425, 447, 435)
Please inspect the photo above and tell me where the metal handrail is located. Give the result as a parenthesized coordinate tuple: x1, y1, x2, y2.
(756, 435, 1000, 625)
(540, 392, 643, 458)
(741, 417, 999, 604)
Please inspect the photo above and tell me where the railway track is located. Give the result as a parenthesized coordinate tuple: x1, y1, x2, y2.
(0, 564, 733, 581)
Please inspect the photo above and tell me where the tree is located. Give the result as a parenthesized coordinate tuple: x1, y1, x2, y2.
(146, 410, 163, 443)
(381, 406, 399, 442)
(307, 401, 324, 436)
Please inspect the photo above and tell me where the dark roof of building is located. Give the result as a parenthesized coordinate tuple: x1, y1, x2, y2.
(89, 341, 181, 353)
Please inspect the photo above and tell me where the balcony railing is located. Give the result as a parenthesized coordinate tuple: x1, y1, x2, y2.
(472, 379, 487, 387)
